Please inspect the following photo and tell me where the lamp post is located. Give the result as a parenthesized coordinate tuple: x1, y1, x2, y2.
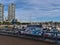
(11, 19, 17, 29)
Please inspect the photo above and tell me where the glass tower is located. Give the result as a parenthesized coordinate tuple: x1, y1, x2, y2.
(0, 3, 4, 22)
(8, 3, 15, 22)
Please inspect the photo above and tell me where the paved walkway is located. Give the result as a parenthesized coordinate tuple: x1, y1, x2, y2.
(0, 35, 57, 45)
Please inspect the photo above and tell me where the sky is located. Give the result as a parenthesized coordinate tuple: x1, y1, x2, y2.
(0, 0, 60, 22)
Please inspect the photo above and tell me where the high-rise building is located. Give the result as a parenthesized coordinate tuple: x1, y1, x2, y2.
(0, 3, 4, 22)
(8, 3, 15, 22)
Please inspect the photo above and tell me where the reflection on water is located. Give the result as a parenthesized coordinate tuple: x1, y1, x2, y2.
(0, 35, 56, 45)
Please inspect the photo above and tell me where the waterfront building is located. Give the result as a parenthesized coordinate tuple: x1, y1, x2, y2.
(0, 3, 4, 22)
(8, 3, 15, 22)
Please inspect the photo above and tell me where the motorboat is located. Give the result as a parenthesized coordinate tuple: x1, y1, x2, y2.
(20, 24, 43, 36)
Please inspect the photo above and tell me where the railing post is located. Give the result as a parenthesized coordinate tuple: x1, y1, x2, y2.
(42, 31, 45, 40)
(55, 32, 58, 44)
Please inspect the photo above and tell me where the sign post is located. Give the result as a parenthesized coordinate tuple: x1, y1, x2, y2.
(11, 19, 17, 29)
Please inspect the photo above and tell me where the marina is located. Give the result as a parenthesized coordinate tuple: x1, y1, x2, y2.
(0, 0, 60, 45)
(0, 24, 60, 45)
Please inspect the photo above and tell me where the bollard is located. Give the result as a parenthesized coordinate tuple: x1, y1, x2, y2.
(42, 31, 45, 40)
(55, 32, 60, 45)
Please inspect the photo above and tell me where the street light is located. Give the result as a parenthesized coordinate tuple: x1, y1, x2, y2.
(11, 19, 17, 29)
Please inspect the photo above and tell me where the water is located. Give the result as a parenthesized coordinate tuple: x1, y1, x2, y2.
(0, 35, 57, 45)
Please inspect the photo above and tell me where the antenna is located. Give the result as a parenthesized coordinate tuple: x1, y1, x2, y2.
(12, 0, 14, 3)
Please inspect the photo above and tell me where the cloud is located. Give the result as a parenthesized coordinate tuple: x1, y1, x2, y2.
(15, 0, 60, 22)
(1, 0, 60, 22)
